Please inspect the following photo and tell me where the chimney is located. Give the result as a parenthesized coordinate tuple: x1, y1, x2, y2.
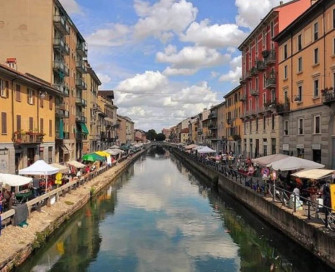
(6, 58, 17, 70)
(280, 1, 283, 5)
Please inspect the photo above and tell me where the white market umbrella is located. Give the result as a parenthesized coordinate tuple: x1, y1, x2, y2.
(105, 148, 124, 156)
(267, 156, 324, 171)
(197, 146, 216, 154)
(19, 160, 59, 192)
(0, 173, 32, 187)
(292, 169, 334, 180)
(252, 154, 289, 167)
(111, 145, 120, 149)
(185, 144, 198, 150)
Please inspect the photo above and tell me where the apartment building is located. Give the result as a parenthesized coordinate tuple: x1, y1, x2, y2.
(0, 64, 60, 174)
(98, 91, 118, 150)
(0, 0, 89, 161)
(224, 85, 243, 155)
(274, 0, 335, 167)
(135, 129, 147, 143)
(116, 115, 134, 145)
(238, 0, 312, 158)
(84, 64, 101, 154)
(207, 102, 225, 152)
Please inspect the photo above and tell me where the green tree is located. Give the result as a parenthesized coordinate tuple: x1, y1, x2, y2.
(155, 133, 166, 141)
(146, 129, 157, 141)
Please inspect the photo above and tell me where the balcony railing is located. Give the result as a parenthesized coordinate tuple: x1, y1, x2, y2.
(265, 77, 276, 89)
(56, 131, 70, 140)
(53, 39, 69, 55)
(240, 94, 246, 102)
(53, 83, 70, 97)
(76, 41, 88, 57)
(322, 88, 335, 105)
(53, 61, 69, 76)
(76, 60, 87, 73)
(76, 78, 87, 90)
(250, 89, 259, 96)
(208, 113, 217, 119)
(264, 50, 276, 65)
(76, 97, 87, 107)
(256, 60, 266, 71)
(53, 15, 70, 35)
(250, 66, 258, 76)
(75, 115, 87, 123)
(13, 132, 44, 144)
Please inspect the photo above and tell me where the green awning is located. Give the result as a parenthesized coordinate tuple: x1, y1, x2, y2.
(59, 119, 64, 139)
(80, 122, 89, 134)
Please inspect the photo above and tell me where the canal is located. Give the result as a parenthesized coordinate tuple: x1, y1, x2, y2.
(16, 147, 332, 272)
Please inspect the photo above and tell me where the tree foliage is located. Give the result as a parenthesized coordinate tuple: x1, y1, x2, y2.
(155, 133, 166, 141)
(146, 129, 157, 141)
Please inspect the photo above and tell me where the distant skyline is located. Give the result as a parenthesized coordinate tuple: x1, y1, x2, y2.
(60, 0, 290, 131)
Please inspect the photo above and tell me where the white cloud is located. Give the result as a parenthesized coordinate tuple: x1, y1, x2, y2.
(134, 0, 198, 42)
(235, 0, 287, 29)
(180, 19, 248, 48)
(59, 0, 83, 15)
(86, 24, 131, 47)
(157, 46, 230, 76)
(219, 56, 242, 84)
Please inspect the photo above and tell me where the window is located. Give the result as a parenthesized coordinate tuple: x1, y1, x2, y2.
(298, 57, 302, 72)
(263, 115, 266, 131)
(314, 115, 320, 134)
(255, 78, 259, 91)
(29, 117, 33, 131)
(313, 149, 321, 163)
(16, 115, 21, 131)
(15, 84, 21, 101)
(249, 120, 252, 134)
(314, 79, 319, 97)
(262, 30, 266, 48)
(297, 85, 303, 101)
(283, 44, 288, 60)
(314, 22, 318, 41)
(284, 120, 289, 135)
(1, 112, 7, 134)
(314, 48, 319, 64)
(49, 119, 52, 137)
(298, 118, 304, 135)
(263, 92, 267, 105)
(333, 8, 335, 29)
(333, 38, 335, 55)
(271, 114, 275, 130)
(284, 90, 288, 103)
(270, 21, 274, 38)
(256, 118, 258, 132)
(0, 79, 8, 98)
(27, 89, 34, 105)
(40, 118, 44, 133)
(49, 95, 53, 110)
(297, 34, 302, 51)
(48, 147, 53, 163)
(284, 65, 288, 79)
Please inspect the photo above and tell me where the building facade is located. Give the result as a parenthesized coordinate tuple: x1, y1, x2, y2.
(275, 0, 335, 167)
(0, 64, 60, 174)
(238, 0, 312, 158)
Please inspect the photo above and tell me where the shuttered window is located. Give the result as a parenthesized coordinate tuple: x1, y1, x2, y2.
(16, 84, 21, 101)
(29, 117, 33, 131)
(1, 112, 7, 134)
(49, 119, 52, 137)
(49, 95, 53, 110)
(0, 79, 9, 98)
(40, 118, 44, 133)
(16, 115, 21, 131)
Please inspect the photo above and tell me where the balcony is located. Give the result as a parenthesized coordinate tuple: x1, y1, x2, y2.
(265, 50, 276, 65)
(208, 113, 217, 119)
(240, 95, 246, 102)
(53, 83, 70, 97)
(208, 124, 217, 130)
(76, 132, 87, 141)
(265, 77, 276, 89)
(56, 102, 65, 110)
(250, 66, 258, 76)
(53, 38, 70, 55)
(276, 102, 290, 115)
(77, 41, 87, 57)
(239, 77, 246, 84)
(256, 60, 266, 71)
(76, 114, 87, 123)
(250, 90, 259, 96)
(322, 88, 335, 105)
(226, 118, 232, 125)
(56, 109, 69, 118)
(76, 78, 87, 90)
(76, 60, 87, 73)
(53, 61, 69, 77)
(13, 132, 44, 144)
(56, 131, 70, 140)
(76, 97, 87, 107)
(53, 15, 70, 35)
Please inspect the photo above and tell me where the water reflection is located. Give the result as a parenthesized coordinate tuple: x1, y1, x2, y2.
(16, 148, 332, 272)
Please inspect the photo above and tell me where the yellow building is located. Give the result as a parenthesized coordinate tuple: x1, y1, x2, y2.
(274, 0, 335, 167)
(0, 64, 60, 174)
(84, 64, 101, 153)
(224, 85, 243, 154)
(0, 0, 88, 161)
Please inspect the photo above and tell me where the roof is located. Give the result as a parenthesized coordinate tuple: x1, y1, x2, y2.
(98, 90, 114, 99)
(211, 101, 225, 110)
(238, 0, 301, 50)
(274, 0, 325, 43)
(87, 64, 102, 85)
(224, 85, 242, 99)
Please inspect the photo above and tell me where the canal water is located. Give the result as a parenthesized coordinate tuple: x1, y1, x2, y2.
(16, 147, 332, 272)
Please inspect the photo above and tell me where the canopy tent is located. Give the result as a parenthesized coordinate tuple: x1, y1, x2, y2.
(0, 173, 32, 187)
(292, 169, 334, 180)
(252, 154, 290, 167)
(80, 123, 89, 134)
(267, 156, 325, 171)
(197, 146, 216, 154)
(19, 160, 59, 176)
(120, 145, 131, 151)
(185, 144, 198, 150)
(51, 163, 69, 174)
(67, 160, 85, 169)
(82, 153, 105, 162)
(111, 145, 120, 149)
(104, 149, 124, 156)
(95, 151, 111, 157)
(192, 145, 205, 150)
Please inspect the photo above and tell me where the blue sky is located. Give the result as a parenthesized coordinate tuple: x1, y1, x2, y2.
(59, 0, 288, 131)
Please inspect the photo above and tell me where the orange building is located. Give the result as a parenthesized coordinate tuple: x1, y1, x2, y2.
(274, 0, 335, 167)
(0, 64, 60, 174)
(224, 85, 243, 154)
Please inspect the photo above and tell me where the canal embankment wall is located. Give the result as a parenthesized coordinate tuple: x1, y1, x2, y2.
(0, 149, 146, 272)
(171, 148, 335, 270)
